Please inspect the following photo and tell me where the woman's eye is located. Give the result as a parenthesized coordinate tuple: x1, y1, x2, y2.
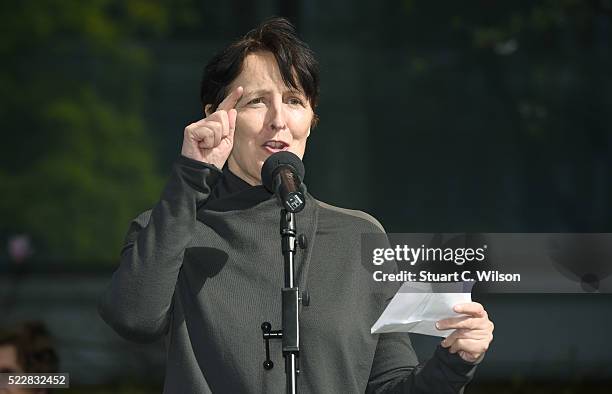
(248, 97, 264, 105)
(287, 97, 304, 106)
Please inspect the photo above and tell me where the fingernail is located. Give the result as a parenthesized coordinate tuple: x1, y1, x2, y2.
(435, 322, 440, 329)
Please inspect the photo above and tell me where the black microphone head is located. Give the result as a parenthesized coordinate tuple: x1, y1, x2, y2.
(261, 151, 305, 193)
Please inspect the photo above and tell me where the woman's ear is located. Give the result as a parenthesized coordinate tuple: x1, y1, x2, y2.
(204, 104, 213, 117)
(310, 112, 319, 130)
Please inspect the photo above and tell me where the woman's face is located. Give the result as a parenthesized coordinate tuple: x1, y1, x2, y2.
(225, 51, 314, 186)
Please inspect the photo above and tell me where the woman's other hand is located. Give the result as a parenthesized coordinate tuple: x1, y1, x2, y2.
(436, 302, 494, 363)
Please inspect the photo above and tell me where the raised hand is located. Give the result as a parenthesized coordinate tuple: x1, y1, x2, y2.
(181, 86, 244, 169)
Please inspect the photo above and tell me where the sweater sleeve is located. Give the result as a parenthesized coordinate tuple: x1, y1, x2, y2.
(366, 332, 482, 393)
(362, 225, 482, 393)
(98, 155, 222, 343)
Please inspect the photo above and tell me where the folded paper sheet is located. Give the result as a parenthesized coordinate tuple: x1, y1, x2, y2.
(371, 283, 472, 337)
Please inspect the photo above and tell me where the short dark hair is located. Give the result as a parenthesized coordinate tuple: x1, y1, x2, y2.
(0, 321, 59, 374)
(200, 17, 320, 126)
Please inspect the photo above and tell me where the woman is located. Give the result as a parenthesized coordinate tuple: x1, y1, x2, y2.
(0, 321, 59, 394)
(99, 17, 493, 393)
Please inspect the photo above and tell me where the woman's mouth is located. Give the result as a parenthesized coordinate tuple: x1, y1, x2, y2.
(262, 140, 289, 153)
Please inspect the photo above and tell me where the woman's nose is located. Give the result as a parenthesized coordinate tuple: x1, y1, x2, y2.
(268, 104, 286, 130)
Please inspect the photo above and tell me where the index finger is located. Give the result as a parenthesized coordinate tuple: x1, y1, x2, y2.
(436, 316, 471, 330)
(217, 86, 244, 111)
(453, 302, 486, 318)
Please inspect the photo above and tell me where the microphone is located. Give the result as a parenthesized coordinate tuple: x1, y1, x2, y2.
(261, 151, 306, 213)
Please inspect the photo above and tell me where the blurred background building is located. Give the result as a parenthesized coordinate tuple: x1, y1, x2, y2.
(1, 0, 611, 392)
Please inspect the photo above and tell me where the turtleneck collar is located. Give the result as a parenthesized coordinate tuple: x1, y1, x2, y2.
(205, 164, 274, 211)
(211, 165, 253, 199)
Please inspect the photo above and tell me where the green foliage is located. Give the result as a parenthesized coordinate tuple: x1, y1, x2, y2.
(374, 0, 612, 232)
(0, 1, 199, 262)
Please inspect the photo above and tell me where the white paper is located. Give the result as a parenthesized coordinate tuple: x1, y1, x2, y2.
(371, 283, 472, 337)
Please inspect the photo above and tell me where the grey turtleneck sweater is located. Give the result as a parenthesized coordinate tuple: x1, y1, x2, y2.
(98, 155, 480, 393)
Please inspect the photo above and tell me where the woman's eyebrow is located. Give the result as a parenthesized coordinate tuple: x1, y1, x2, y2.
(243, 89, 271, 97)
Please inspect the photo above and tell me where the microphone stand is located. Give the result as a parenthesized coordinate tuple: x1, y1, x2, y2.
(261, 209, 303, 394)
(280, 209, 299, 394)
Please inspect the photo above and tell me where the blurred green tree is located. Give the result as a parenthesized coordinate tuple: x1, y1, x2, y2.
(0, 0, 199, 263)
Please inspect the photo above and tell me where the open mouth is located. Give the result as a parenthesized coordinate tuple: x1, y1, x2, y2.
(262, 140, 289, 153)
